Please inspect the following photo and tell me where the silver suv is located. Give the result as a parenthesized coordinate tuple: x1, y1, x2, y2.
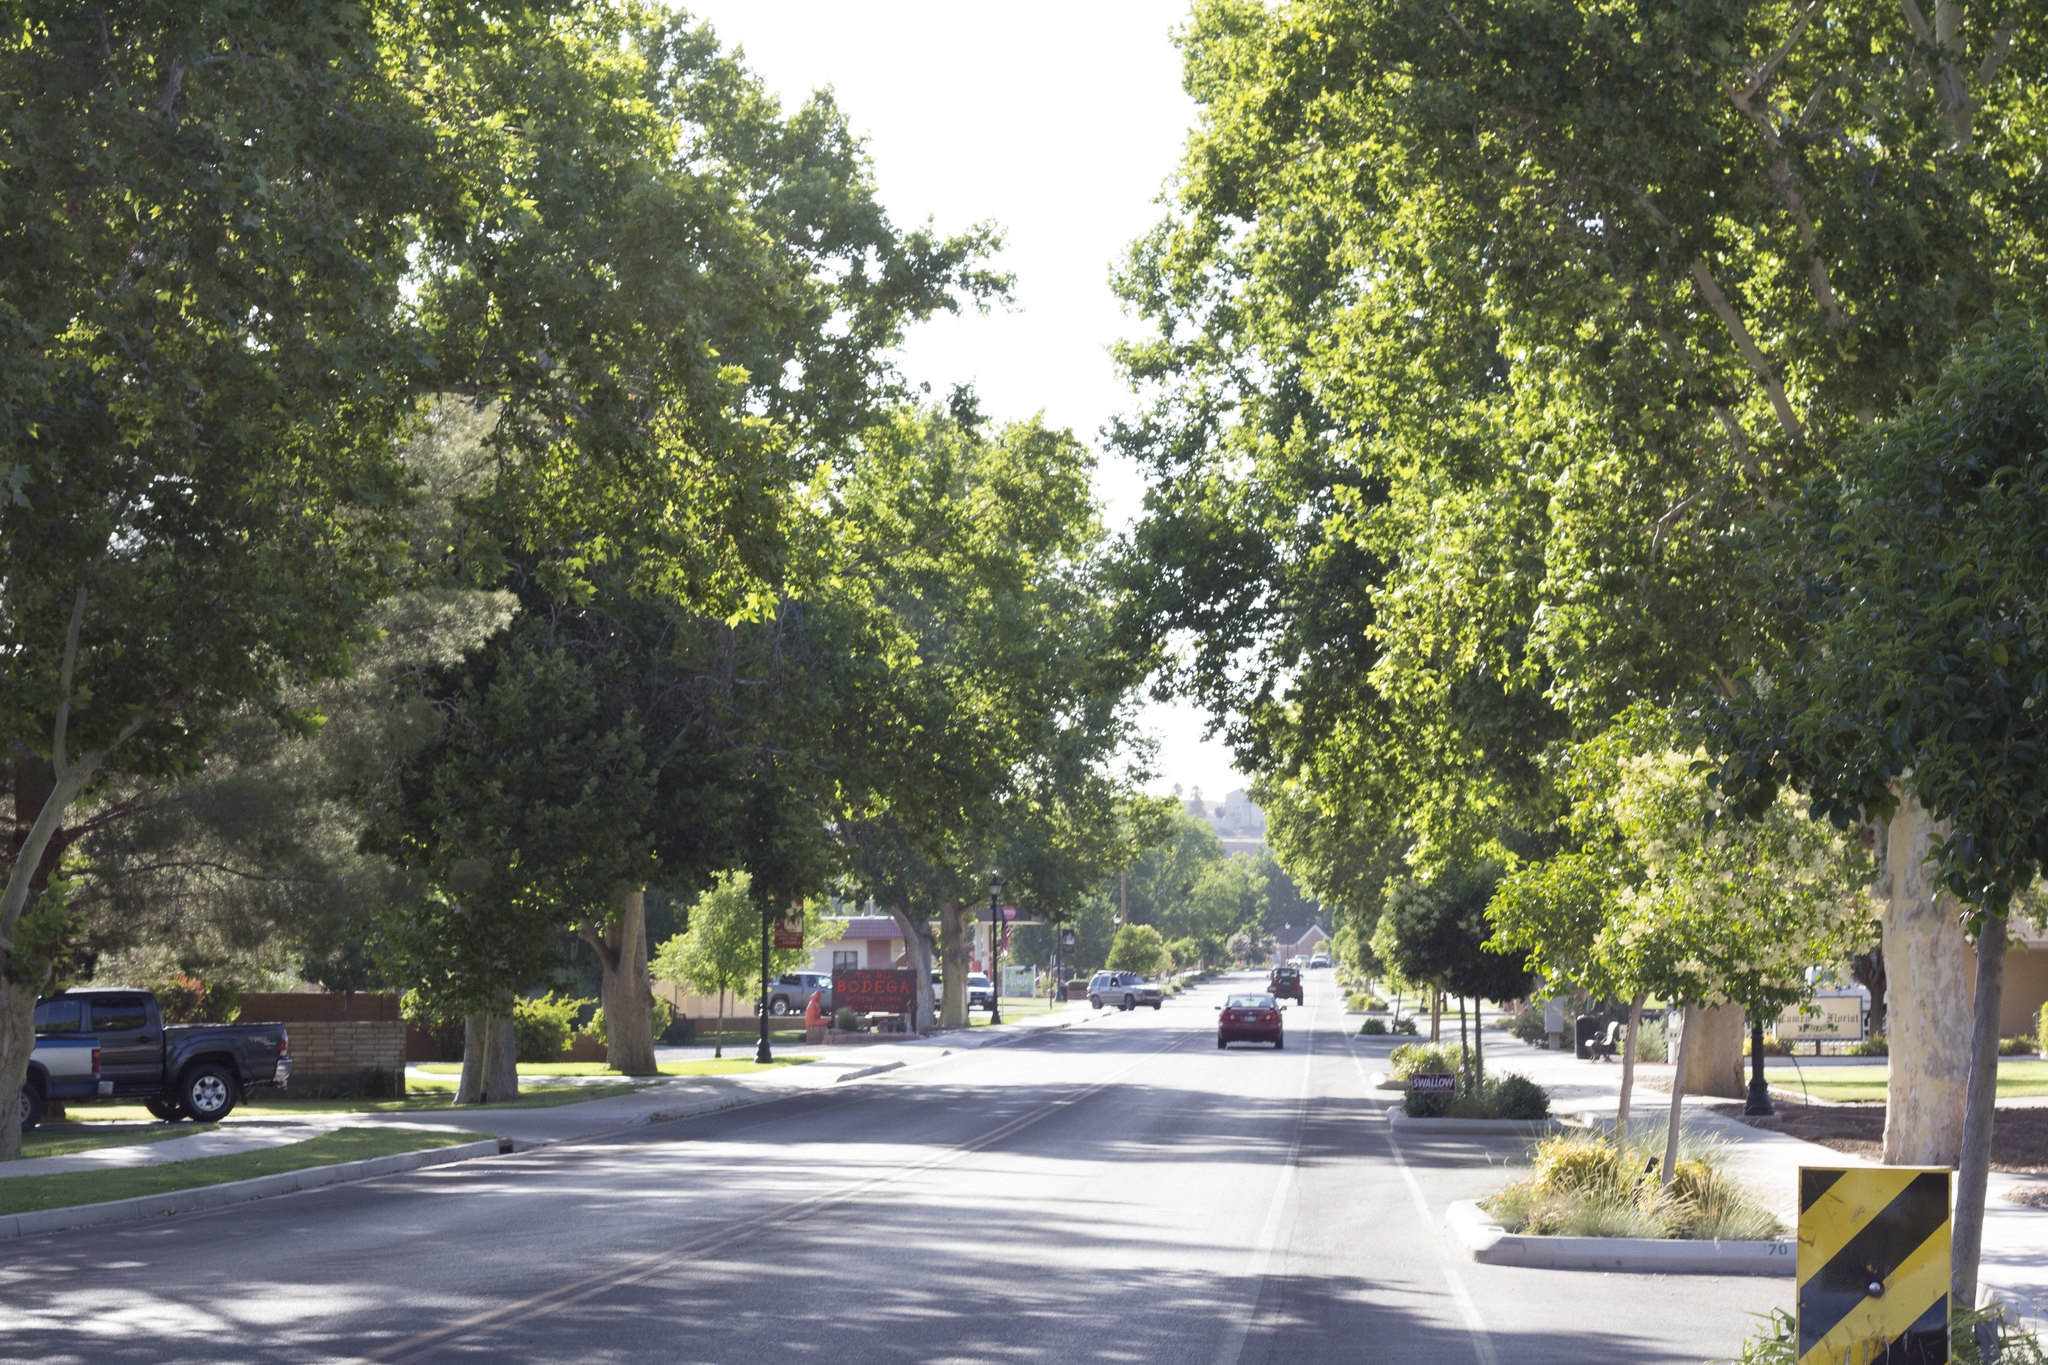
(1088, 971, 1162, 1011)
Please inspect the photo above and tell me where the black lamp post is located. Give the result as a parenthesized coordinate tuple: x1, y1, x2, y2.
(987, 870, 1005, 1027)
(1745, 1016, 1773, 1117)
(755, 902, 774, 1065)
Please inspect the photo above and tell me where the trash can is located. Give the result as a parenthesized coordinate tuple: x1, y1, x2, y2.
(1575, 1014, 1604, 1060)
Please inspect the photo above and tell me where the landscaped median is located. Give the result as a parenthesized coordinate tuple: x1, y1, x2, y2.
(1445, 1125, 1791, 1276)
(0, 1127, 496, 1240)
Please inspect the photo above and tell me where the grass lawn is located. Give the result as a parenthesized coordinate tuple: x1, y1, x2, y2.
(412, 1058, 813, 1078)
(0, 1126, 485, 1218)
(60, 1082, 644, 1124)
(11, 1124, 196, 1162)
(967, 997, 1068, 1026)
(1778, 1060, 2048, 1103)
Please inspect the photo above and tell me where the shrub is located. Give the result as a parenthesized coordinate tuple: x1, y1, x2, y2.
(1484, 1123, 1783, 1243)
(1491, 1072, 1551, 1120)
(1359, 1018, 1389, 1035)
(1393, 1016, 1418, 1035)
(584, 996, 674, 1048)
(1717, 1304, 2046, 1365)
(1634, 1016, 1670, 1064)
(1404, 1086, 1453, 1118)
(513, 991, 587, 1062)
(1508, 1004, 1547, 1046)
(1388, 1042, 1459, 1079)
(2001, 1034, 2039, 1057)
(833, 1005, 859, 1032)
(1847, 1032, 1889, 1057)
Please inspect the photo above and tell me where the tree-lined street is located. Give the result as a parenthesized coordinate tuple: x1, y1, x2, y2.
(0, 975, 1779, 1364)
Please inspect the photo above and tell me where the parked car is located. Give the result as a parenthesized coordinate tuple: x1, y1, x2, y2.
(1087, 971, 1162, 1011)
(33, 989, 292, 1123)
(20, 1035, 108, 1131)
(929, 972, 995, 1011)
(1217, 993, 1284, 1049)
(1308, 952, 1332, 969)
(761, 971, 833, 1016)
(1268, 967, 1304, 1003)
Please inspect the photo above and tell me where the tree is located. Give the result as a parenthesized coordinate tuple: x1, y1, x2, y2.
(1493, 703, 1870, 1149)
(0, 0, 463, 1155)
(1712, 319, 2048, 1306)
(1107, 924, 1170, 977)
(1111, 0, 2048, 1202)
(650, 871, 823, 1058)
(1384, 861, 1534, 1085)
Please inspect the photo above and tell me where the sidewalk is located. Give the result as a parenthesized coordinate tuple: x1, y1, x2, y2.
(3, 1000, 1086, 1180)
(1471, 1030, 2048, 1324)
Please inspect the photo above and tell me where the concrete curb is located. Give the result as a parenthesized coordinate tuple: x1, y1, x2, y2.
(1445, 1200, 1794, 1276)
(834, 1060, 906, 1083)
(0, 1138, 501, 1242)
(1388, 1112, 1570, 1136)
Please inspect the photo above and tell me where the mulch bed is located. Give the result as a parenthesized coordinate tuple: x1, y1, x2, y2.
(1728, 1102, 2048, 1175)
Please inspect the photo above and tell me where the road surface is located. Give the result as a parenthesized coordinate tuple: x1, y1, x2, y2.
(0, 972, 1783, 1363)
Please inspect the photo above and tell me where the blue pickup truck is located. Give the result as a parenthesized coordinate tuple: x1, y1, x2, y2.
(21, 1034, 108, 1131)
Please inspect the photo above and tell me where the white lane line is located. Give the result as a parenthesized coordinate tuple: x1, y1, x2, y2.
(1213, 1003, 1316, 1365)
(1344, 1044, 1502, 1365)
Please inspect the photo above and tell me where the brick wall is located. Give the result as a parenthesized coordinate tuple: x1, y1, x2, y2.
(285, 1020, 405, 1093)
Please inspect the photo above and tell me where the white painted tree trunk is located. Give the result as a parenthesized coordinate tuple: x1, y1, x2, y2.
(457, 1014, 518, 1104)
(596, 888, 656, 1075)
(938, 900, 969, 1029)
(1680, 1004, 1747, 1099)
(885, 905, 936, 1033)
(1881, 792, 1976, 1166)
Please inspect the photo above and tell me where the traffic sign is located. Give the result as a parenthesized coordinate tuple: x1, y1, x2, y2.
(1796, 1166, 1950, 1364)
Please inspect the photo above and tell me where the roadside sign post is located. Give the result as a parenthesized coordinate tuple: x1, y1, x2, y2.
(1796, 1166, 1951, 1364)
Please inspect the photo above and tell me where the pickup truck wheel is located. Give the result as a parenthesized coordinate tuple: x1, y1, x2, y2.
(18, 1085, 42, 1132)
(179, 1064, 239, 1123)
(769, 998, 791, 1016)
(144, 1099, 189, 1123)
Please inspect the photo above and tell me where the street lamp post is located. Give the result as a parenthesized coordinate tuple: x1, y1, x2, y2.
(1744, 1017, 1773, 1117)
(755, 903, 774, 1065)
(988, 870, 1005, 1027)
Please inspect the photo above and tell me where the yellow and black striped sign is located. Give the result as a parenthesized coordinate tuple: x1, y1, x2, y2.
(1797, 1166, 1951, 1364)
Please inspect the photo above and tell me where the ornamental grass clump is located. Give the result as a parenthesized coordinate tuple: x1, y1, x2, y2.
(1484, 1125, 1782, 1242)
(1387, 1042, 1459, 1080)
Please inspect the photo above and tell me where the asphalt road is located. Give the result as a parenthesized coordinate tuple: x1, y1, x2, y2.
(0, 972, 1784, 1364)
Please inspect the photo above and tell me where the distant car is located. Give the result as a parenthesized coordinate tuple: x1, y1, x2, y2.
(1087, 971, 1162, 1011)
(1268, 967, 1303, 1003)
(1308, 953, 1332, 969)
(928, 971, 995, 1011)
(762, 971, 833, 1015)
(1218, 993, 1284, 1049)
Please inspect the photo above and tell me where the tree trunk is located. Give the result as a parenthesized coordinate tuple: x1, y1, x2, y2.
(1953, 913, 2007, 1312)
(1458, 996, 1470, 1092)
(1430, 988, 1441, 1042)
(884, 904, 937, 1033)
(1662, 1003, 1696, 1189)
(1851, 945, 1889, 1039)
(713, 987, 725, 1059)
(938, 899, 969, 1029)
(457, 1014, 518, 1104)
(1680, 1004, 1747, 1099)
(1616, 992, 1645, 1143)
(1472, 1000, 1485, 1088)
(0, 970, 35, 1158)
(1881, 791, 1977, 1165)
(603, 888, 657, 1074)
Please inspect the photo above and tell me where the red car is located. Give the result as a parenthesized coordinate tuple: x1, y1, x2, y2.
(1268, 967, 1303, 1003)
(1217, 993, 1285, 1049)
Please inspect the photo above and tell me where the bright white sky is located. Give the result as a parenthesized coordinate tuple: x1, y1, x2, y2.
(680, 0, 1250, 802)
